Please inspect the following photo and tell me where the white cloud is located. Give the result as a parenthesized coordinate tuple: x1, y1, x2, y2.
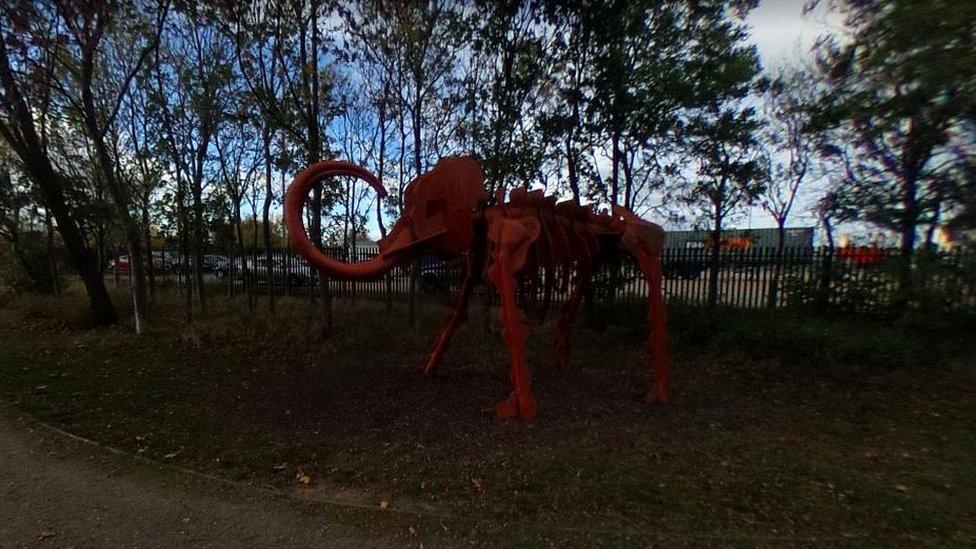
(747, 0, 844, 70)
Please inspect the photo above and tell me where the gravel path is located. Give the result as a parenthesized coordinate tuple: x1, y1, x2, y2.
(0, 413, 391, 548)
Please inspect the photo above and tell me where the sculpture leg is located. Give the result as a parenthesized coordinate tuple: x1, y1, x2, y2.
(422, 258, 480, 378)
(555, 270, 590, 370)
(487, 219, 539, 421)
(634, 253, 669, 404)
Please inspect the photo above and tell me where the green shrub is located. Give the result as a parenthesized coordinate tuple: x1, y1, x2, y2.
(582, 297, 970, 372)
(0, 240, 63, 294)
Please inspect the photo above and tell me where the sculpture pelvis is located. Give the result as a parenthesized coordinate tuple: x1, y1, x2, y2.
(284, 156, 669, 420)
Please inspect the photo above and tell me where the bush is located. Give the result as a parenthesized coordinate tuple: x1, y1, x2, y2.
(0, 239, 63, 294)
(582, 297, 971, 372)
(784, 251, 976, 319)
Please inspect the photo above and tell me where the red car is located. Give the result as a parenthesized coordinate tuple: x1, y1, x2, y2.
(836, 246, 884, 266)
(110, 254, 172, 273)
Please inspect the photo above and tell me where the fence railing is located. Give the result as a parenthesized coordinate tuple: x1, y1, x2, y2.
(119, 245, 976, 314)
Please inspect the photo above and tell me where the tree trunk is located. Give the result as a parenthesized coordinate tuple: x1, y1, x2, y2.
(817, 213, 835, 312)
(177, 172, 193, 323)
(409, 260, 419, 324)
(565, 135, 581, 206)
(262, 125, 275, 316)
(43, 208, 60, 296)
(142, 194, 155, 305)
(622, 148, 634, 210)
(896, 176, 919, 309)
(307, 0, 332, 335)
(377, 85, 392, 311)
(280, 168, 292, 297)
(409, 72, 423, 324)
(85, 124, 148, 333)
(192, 149, 206, 316)
(348, 184, 358, 305)
(30, 167, 115, 322)
(114, 242, 121, 289)
(610, 131, 620, 206)
(767, 221, 786, 308)
(566, 78, 582, 206)
(707, 213, 723, 308)
(96, 217, 107, 278)
(234, 200, 253, 311)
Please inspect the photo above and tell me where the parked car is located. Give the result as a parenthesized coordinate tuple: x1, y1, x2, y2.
(203, 254, 231, 276)
(233, 255, 311, 286)
(152, 251, 179, 272)
(110, 254, 171, 274)
(172, 253, 232, 276)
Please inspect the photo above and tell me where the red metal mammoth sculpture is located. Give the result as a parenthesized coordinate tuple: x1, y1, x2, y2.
(284, 156, 668, 420)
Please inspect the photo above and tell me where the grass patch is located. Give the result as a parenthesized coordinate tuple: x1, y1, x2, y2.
(1, 286, 974, 546)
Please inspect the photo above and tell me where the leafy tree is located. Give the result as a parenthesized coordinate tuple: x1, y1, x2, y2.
(810, 0, 976, 290)
(0, 1, 127, 325)
(229, 0, 342, 331)
(469, 0, 552, 196)
(0, 161, 58, 293)
(759, 65, 820, 306)
(214, 114, 260, 310)
(683, 103, 767, 307)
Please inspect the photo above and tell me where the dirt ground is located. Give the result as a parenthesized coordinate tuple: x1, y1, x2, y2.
(0, 411, 396, 548)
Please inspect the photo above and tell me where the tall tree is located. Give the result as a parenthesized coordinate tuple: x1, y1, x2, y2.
(683, 103, 767, 307)
(759, 65, 819, 306)
(230, 0, 340, 332)
(160, 6, 230, 316)
(340, 0, 468, 322)
(470, 0, 551, 197)
(214, 116, 259, 311)
(0, 15, 118, 323)
(54, 0, 169, 333)
(810, 0, 976, 291)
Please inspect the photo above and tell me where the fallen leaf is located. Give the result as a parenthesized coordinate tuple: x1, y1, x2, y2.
(379, 499, 390, 510)
(408, 526, 418, 536)
(295, 468, 311, 487)
(778, 435, 794, 444)
(895, 484, 909, 493)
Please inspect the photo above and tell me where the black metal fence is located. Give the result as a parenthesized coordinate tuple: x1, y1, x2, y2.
(124, 245, 976, 314)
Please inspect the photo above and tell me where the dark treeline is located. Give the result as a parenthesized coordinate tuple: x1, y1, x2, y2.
(0, 0, 973, 330)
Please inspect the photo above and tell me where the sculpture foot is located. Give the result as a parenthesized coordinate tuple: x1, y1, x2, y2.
(494, 390, 536, 420)
(421, 357, 438, 378)
(644, 385, 669, 405)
